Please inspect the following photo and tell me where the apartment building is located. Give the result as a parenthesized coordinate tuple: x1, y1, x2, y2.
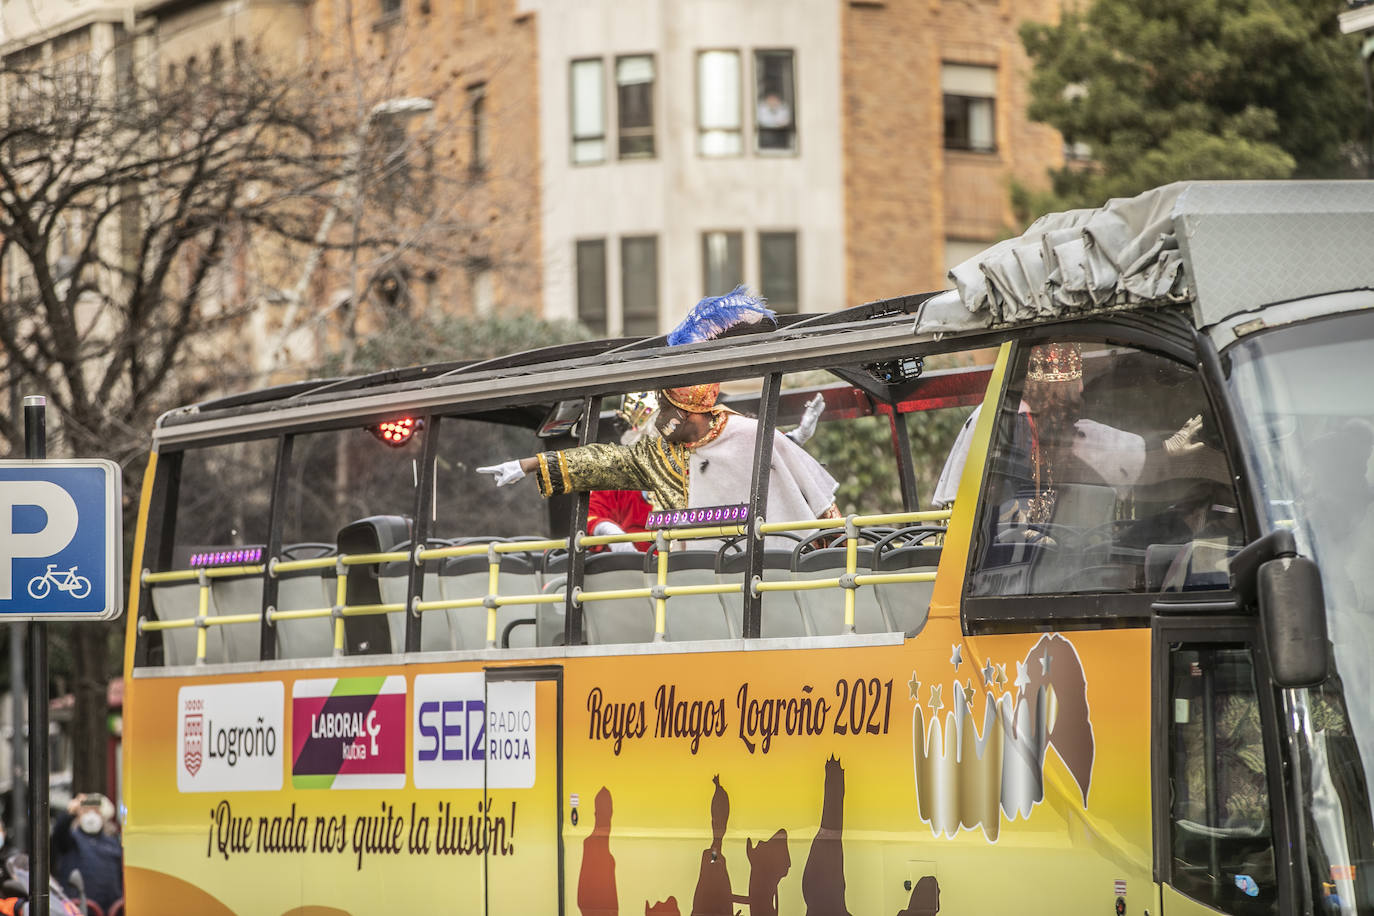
(519, 0, 1062, 331)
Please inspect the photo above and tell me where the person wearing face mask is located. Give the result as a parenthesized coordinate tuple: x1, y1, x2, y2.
(51, 793, 122, 915)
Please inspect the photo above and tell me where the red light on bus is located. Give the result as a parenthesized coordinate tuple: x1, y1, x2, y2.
(371, 417, 421, 446)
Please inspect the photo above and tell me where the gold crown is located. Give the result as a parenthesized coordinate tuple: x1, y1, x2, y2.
(911, 634, 1093, 842)
(662, 383, 720, 414)
(616, 391, 659, 431)
(1026, 342, 1082, 383)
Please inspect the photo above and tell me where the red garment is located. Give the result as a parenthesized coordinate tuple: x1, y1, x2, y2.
(587, 490, 652, 552)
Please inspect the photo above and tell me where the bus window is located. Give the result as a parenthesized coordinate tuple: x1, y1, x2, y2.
(969, 341, 1241, 598)
(430, 416, 552, 541)
(276, 424, 426, 656)
(167, 439, 275, 565)
(280, 424, 425, 547)
(425, 415, 554, 650)
(143, 439, 276, 666)
(1168, 645, 1277, 915)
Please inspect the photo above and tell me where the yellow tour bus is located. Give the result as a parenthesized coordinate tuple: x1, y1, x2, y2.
(122, 181, 1374, 915)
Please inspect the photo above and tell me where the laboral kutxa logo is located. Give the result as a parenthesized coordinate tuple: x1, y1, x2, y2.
(176, 682, 285, 793)
(292, 676, 405, 789)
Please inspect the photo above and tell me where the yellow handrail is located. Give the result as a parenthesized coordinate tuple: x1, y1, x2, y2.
(140, 509, 943, 655)
(270, 556, 337, 574)
(142, 565, 265, 584)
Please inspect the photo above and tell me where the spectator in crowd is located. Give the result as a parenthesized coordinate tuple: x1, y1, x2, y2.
(52, 793, 121, 914)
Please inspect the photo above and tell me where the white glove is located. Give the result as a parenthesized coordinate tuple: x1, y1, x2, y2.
(593, 520, 638, 552)
(477, 460, 526, 487)
(1164, 415, 1205, 457)
(786, 393, 825, 446)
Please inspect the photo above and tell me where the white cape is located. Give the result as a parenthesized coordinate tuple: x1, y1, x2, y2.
(690, 415, 838, 548)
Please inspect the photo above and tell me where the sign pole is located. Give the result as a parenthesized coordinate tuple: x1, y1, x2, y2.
(24, 395, 49, 916)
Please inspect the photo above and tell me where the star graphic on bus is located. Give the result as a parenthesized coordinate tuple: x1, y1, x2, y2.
(949, 643, 963, 671)
(908, 671, 921, 701)
(927, 683, 943, 714)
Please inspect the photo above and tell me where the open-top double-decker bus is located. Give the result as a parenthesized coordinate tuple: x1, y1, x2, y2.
(122, 181, 1374, 915)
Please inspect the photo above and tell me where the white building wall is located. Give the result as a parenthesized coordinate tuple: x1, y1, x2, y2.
(518, 0, 846, 332)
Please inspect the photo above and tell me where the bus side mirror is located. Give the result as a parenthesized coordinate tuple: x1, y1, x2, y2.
(1257, 555, 1328, 688)
(1230, 529, 1329, 688)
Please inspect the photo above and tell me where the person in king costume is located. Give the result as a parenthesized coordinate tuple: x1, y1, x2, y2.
(478, 288, 840, 543)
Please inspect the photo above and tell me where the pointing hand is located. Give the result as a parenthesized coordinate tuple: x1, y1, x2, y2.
(477, 460, 526, 487)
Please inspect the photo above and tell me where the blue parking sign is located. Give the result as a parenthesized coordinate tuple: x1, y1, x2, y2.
(0, 460, 122, 620)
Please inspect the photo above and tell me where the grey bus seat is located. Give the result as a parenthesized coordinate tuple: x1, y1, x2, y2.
(274, 543, 337, 659)
(560, 550, 654, 645)
(793, 544, 891, 635)
(716, 545, 808, 638)
(659, 550, 735, 641)
(1048, 482, 1118, 529)
(1160, 539, 1236, 592)
(441, 549, 543, 648)
(1145, 543, 1186, 591)
(873, 540, 942, 636)
(149, 581, 225, 666)
(497, 549, 543, 648)
(380, 539, 451, 653)
(337, 515, 411, 655)
(209, 574, 263, 662)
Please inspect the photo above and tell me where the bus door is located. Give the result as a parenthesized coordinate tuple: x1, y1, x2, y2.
(1153, 617, 1290, 916)
(484, 666, 563, 915)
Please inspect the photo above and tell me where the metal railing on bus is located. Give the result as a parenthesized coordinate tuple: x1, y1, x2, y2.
(138, 509, 950, 664)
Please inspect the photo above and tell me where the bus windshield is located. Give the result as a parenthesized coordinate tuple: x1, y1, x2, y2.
(1226, 305, 1374, 912)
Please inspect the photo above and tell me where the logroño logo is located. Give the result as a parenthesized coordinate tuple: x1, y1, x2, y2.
(183, 699, 203, 777)
(176, 682, 285, 793)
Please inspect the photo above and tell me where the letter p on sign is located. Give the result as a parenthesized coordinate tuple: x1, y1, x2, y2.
(0, 481, 78, 600)
(0, 460, 122, 620)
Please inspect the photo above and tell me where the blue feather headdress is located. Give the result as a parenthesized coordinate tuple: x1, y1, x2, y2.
(666, 285, 776, 347)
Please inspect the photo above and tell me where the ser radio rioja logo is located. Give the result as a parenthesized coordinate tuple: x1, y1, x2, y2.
(292, 676, 406, 789)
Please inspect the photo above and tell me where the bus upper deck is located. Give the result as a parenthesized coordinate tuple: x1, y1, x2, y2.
(121, 180, 1374, 916)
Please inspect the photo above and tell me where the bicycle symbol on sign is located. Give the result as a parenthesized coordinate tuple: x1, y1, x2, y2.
(27, 564, 92, 600)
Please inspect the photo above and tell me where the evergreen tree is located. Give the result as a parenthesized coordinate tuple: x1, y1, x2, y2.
(1019, 0, 1369, 213)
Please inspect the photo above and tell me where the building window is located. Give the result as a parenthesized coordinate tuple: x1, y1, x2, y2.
(701, 231, 743, 298)
(616, 55, 655, 159)
(469, 262, 494, 316)
(943, 238, 989, 275)
(754, 49, 796, 154)
(366, 112, 412, 211)
(576, 239, 608, 335)
(697, 50, 742, 157)
(942, 63, 997, 153)
(759, 231, 799, 313)
(621, 235, 659, 336)
(380, 0, 402, 19)
(468, 82, 488, 173)
(571, 58, 606, 164)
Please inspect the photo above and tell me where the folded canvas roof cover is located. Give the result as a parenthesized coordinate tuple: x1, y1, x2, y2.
(920, 180, 1374, 335)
